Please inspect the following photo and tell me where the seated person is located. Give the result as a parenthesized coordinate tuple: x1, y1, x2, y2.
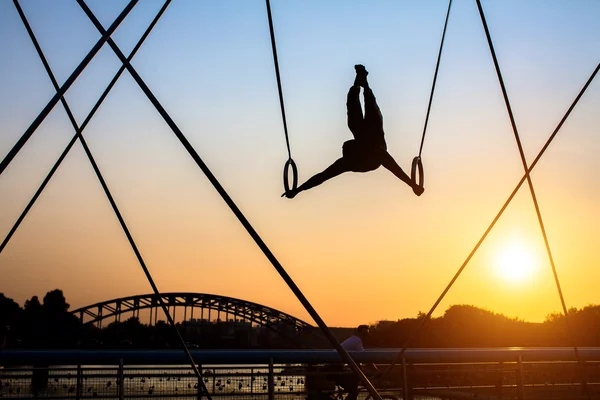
(324, 325, 379, 400)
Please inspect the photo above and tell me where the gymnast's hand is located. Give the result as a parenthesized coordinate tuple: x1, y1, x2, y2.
(412, 183, 424, 196)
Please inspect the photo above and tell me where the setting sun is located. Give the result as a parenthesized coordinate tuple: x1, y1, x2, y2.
(495, 241, 539, 282)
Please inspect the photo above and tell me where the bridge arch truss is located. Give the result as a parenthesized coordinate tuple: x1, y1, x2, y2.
(71, 293, 312, 334)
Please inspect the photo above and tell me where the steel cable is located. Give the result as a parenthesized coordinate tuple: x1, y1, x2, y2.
(9, 1, 212, 397)
(475, 1, 590, 397)
(418, 0, 453, 158)
(76, 1, 381, 399)
(0, 0, 137, 176)
(1, 0, 167, 255)
(388, 59, 599, 381)
(265, 0, 298, 193)
(387, 60, 599, 384)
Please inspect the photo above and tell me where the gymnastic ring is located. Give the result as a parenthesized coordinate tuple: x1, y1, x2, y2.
(411, 156, 424, 189)
(283, 158, 298, 193)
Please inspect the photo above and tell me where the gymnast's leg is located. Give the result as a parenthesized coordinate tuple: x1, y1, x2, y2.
(355, 65, 386, 149)
(347, 84, 363, 140)
(282, 158, 351, 198)
(363, 86, 383, 131)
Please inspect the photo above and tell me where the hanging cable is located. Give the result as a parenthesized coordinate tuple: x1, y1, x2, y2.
(418, 0, 452, 158)
(11, 2, 212, 398)
(475, 1, 590, 397)
(76, 2, 381, 399)
(386, 59, 599, 380)
(265, 0, 298, 194)
(384, 10, 599, 388)
(411, 0, 453, 191)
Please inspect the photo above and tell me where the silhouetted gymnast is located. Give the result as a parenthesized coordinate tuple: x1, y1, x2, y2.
(282, 65, 424, 199)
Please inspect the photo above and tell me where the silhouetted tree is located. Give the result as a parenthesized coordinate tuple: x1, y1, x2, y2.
(0, 294, 22, 348)
(24, 295, 41, 311)
(102, 317, 149, 348)
(43, 289, 70, 313)
(22, 295, 46, 348)
(370, 304, 582, 348)
(5, 290, 600, 350)
(43, 290, 81, 348)
(0, 293, 22, 323)
(545, 305, 600, 347)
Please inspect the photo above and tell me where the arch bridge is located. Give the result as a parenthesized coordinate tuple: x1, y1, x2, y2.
(71, 293, 312, 334)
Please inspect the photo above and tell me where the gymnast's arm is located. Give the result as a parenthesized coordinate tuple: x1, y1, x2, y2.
(380, 150, 424, 196)
(380, 150, 412, 186)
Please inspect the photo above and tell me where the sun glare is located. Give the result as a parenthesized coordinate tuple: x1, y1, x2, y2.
(495, 241, 538, 282)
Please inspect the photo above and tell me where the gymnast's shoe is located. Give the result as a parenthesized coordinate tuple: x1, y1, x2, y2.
(412, 184, 424, 197)
(354, 64, 368, 76)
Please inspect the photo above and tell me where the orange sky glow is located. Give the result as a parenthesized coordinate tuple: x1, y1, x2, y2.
(1, 1, 599, 327)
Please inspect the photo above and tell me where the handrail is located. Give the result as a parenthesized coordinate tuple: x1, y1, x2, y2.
(2, 348, 600, 366)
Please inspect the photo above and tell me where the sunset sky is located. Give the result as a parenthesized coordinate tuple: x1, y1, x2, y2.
(1, 0, 599, 328)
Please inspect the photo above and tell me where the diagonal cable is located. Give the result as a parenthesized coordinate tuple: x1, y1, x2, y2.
(1, 0, 169, 255)
(76, 1, 381, 399)
(418, 0, 453, 158)
(77, 135, 212, 400)
(387, 59, 599, 370)
(0, 0, 137, 176)
(476, 1, 589, 397)
(8, 2, 212, 398)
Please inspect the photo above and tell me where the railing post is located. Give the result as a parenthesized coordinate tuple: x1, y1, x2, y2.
(76, 364, 82, 400)
(197, 364, 203, 400)
(402, 356, 412, 400)
(118, 358, 124, 400)
(495, 361, 503, 400)
(268, 358, 275, 400)
(250, 368, 254, 395)
(516, 355, 525, 400)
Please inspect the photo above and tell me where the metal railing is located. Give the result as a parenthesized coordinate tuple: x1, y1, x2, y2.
(1, 348, 600, 399)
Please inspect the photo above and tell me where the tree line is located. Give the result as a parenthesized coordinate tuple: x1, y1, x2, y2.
(1, 290, 599, 349)
(365, 304, 600, 348)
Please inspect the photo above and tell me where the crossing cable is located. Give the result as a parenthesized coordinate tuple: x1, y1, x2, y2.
(476, 0, 589, 397)
(412, 0, 452, 192)
(385, 60, 600, 374)
(1, 0, 167, 255)
(265, 0, 298, 193)
(9, 2, 212, 398)
(0, 0, 137, 177)
(76, 2, 382, 399)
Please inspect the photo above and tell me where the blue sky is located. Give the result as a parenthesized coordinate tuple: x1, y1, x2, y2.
(1, 1, 599, 326)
